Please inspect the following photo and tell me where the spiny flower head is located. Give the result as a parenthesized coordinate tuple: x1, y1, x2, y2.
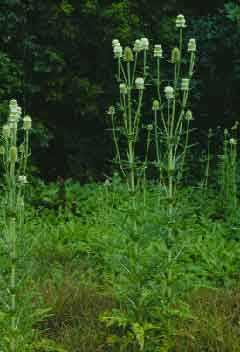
(152, 100, 160, 111)
(113, 44, 123, 59)
(135, 77, 145, 90)
(230, 138, 237, 145)
(171, 47, 181, 63)
(112, 39, 120, 48)
(120, 83, 128, 95)
(154, 44, 163, 58)
(188, 38, 197, 52)
(133, 39, 142, 52)
(181, 78, 190, 91)
(185, 110, 193, 121)
(107, 106, 115, 116)
(18, 175, 28, 184)
(140, 37, 149, 50)
(146, 124, 153, 131)
(23, 115, 32, 130)
(10, 146, 18, 163)
(176, 14, 186, 28)
(164, 86, 174, 99)
(124, 47, 134, 62)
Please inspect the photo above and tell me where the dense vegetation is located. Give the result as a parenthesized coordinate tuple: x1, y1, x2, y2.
(0, 1, 240, 351)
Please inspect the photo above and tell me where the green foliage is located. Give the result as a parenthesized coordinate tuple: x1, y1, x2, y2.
(4, 176, 237, 351)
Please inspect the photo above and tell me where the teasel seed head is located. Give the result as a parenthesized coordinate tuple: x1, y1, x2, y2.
(152, 100, 160, 111)
(135, 77, 145, 90)
(185, 110, 193, 121)
(133, 39, 142, 52)
(171, 47, 181, 64)
(229, 138, 237, 145)
(164, 86, 174, 99)
(154, 44, 163, 58)
(18, 175, 28, 184)
(207, 128, 213, 139)
(140, 37, 149, 50)
(112, 39, 120, 48)
(188, 38, 197, 52)
(10, 146, 18, 163)
(23, 115, 32, 130)
(107, 106, 115, 116)
(113, 44, 123, 59)
(124, 47, 134, 62)
(120, 83, 128, 95)
(181, 78, 190, 91)
(2, 124, 10, 139)
(9, 99, 18, 110)
(146, 124, 153, 131)
(176, 14, 186, 28)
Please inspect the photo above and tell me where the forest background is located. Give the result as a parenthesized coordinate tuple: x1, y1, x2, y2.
(0, 0, 239, 181)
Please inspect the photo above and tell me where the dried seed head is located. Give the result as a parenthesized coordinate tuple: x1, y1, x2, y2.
(140, 37, 149, 50)
(232, 121, 239, 130)
(124, 47, 134, 62)
(112, 39, 120, 48)
(188, 38, 196, 52)
(164, 86, 174, 99)
(181, 78, 190, 91)
(107, 106, 115, 116)
(120, 83, 128, 95)
(185, 110, 193, 121)
(135, 77, 145, 90)
(224, 128, 228, 135)
(10, 146, 18, 163)
(2, 124, 10, 139)
(154, 44, 163, 58)
(104, 179, 111, 187)
(9, 99, 18, 110)
(229, 138, 237, 145)
(176, 14, 186, 28)
(18, 175, 28, 184)
(208, 128, 213, 138)
(146, 124, 153, 131)
(152, 100, 160, 111)
(113, 44, 123, 59)
(133, 39, 142, 52)
(171, 47, 181, 64)
(23, 115, 32, 130)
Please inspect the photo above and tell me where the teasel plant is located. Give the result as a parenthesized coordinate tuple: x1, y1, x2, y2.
(152, 14, 196, 299)
(0, 99, 32, 351)
(218, 126, 238, 215)
(201, 128, 213, 193)
(108, 38, 150, 231)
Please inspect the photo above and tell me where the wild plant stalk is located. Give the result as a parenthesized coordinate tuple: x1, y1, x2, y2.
(140, 124, 152, 212)
(0, 99, 32, 352)
(218, 124, 238, 215)
(202, 128, 213, 192)
(109, 39, 149, 231)
(152, 14, 196, 300)
(218, 127, 238, 213)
